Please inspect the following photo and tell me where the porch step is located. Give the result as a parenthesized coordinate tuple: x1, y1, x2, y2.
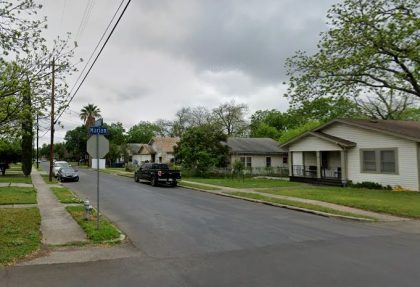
(290, 176, 344, 187)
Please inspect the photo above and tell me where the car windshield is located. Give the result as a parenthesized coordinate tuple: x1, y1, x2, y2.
(55, 162, 69, 168)
(60, 167, 74, 173)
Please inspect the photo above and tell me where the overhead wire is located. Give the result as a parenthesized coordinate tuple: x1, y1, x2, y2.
(55, 0, 132, 124)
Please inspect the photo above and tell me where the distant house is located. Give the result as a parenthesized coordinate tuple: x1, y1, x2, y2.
(149, 137, 179, 164)
(280, 119, 420, 191)
(127, 143, 143, 164)
(224, 138, 288, 172)
(127, 137, 179, 165)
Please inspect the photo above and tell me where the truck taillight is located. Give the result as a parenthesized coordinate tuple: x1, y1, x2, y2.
(158, 170, 162, 176)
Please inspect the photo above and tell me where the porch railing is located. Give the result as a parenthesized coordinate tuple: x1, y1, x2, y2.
(292, 165, 341, 179)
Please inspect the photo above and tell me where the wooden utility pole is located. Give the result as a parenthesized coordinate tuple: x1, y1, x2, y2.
(49, 58, 55, 182)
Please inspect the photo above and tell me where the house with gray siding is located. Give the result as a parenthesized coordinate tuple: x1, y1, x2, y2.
(280, 119, 420, 191)
(224, 138, 288, 173)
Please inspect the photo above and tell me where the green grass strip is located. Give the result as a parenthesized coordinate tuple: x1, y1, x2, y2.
(66, 206, 121, 243)
(0, 174, 32, 184)
(258, 187, 420, 219)
(0, 208, 41, 265)
(180, 181, 221, 190)
(0, 187, 37, 205)
(229, 192, 374, 220)
(183, 177, 301, 189)
(51, 187, 82, 204)
(40, 174, 59, 184)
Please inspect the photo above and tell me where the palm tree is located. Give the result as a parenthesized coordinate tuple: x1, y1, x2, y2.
(80, 104, 101, 127)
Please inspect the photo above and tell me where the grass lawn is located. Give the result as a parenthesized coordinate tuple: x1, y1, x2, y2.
(41, 174, 58, 184)
(0, 187, 37, 205)
(0, 208, 41, 265)
(66, 206, 121, 243)
(229, 192, 374, 220)
(259, 186, 420, 218)
(0, 174, 32, 184)
(183, 177, 302, 189)
(51, 187, 83, 204)
(180, 181, 221, 191)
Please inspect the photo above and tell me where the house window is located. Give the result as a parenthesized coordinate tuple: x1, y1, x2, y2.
(266, 157, 271, 168)
(239, 157, 252, 168)
(246, 157, 252, 168)
(361, 149, 397, 174)
(381, 150, 396, 173)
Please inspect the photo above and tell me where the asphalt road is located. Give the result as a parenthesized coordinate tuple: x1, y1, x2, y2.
(2, 165, 420, 286)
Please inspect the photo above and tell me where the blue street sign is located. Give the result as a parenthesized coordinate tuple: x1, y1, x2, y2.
(89, 127, 108, 135)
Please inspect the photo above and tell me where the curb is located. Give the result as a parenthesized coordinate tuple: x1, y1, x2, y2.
(179, 183, 375, 222)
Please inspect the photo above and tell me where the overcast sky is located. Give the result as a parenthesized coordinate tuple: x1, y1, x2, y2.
(37, 0, 337, 144)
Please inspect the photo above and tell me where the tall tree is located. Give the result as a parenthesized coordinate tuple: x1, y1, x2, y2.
(80, 104, 101, 127)
(212, 100, 249, 136)
(64, 125, 88, 161)
(174, 124, 229, 175)
(126, 121, 161, 143)
(20, 80, 32, 176)
(285, 0, 420, 114)
(0, 1, 78, 137)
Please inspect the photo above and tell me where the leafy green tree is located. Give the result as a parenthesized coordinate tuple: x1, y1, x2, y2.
(279, 121, 321, 144)
(288, 97, 362, 123)
(286, 0, 419, 114)
(126, 121, 161, 143)
(0, 1, 78, 137)
(174, 124, 229, 175)
(64, 126, 88, 161)
(0, 140, 21, 163)
(104, 122, 126, 145)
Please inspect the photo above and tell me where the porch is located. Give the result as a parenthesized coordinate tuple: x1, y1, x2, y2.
(289, 151, 348, 186)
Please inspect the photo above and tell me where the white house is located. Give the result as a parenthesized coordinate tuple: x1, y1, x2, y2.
(224, 138, 288, 174)
(280, 119, 420, 191)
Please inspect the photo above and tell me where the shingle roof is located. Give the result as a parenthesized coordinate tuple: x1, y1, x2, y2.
(150, 137, 179, 153)
(332, 119, 420, 142)
(138, 144, 155, 155)
(225, 138, 286, 155)
(309, 131, 356, 148)
(127, 143, 143, 154)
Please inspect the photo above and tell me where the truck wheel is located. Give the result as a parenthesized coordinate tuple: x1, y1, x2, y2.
(151, 177, 157, 186)
(134, 174, 139, 182)
(171, 181, 177, 187)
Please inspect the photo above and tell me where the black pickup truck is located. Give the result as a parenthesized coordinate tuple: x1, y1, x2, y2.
(134, 163, 181, 187)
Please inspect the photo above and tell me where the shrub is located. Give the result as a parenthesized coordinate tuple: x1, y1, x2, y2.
(350, 181, 392, 190)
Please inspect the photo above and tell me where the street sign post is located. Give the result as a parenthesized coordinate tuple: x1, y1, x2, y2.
(87, 131, 109, 229)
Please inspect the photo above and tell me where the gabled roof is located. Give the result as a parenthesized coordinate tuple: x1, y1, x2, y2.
(127, 143, 143, 154)
(225, 138, 286, 155)
(138, 144, 155, 155)
(328, 119, 420, 142)
(281, 118, 420, 148)
(149, 137, 179, 153)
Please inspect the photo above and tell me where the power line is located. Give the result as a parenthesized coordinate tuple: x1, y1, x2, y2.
(55, 0, 129, 123)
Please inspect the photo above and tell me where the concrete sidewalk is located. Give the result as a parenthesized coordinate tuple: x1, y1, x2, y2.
(31, 169, 86, 245)
(180, 180, 407, 222)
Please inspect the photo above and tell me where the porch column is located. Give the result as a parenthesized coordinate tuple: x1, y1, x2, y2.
(316, 151, 321, 179)
(340, 150, 348, 185)
(288, 151, 293, 177)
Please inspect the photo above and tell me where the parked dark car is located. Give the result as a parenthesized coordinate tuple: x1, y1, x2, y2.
(57, 167, 79, 182)
(134, 163, 181, 187)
